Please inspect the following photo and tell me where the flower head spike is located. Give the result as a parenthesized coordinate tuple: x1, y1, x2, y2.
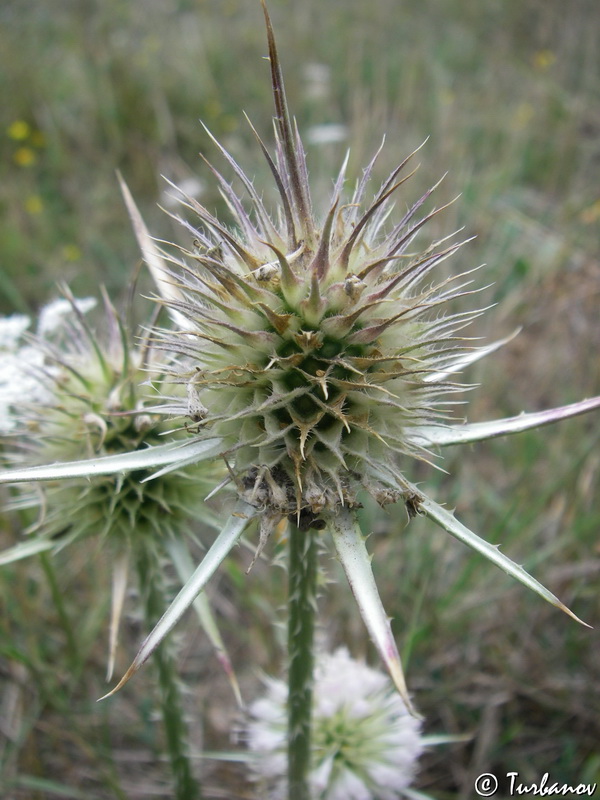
(244, 647, 424, 800)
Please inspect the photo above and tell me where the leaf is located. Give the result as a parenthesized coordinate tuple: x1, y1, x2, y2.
(0, 538, 54, 566)
(401, 787, 440, 800)
(0, 437, 223, 484)
(107, 551, 129, 681)
(118, 173, 187, 318)
(421, 733, 473, 746)
(6, 776, 91, 800)
(329, 507, 419, 716)
(165, 538, 242, 706)
(417, 491, 590, 626)
(99, 502, 256, 699)
(410, 395, 600, 447)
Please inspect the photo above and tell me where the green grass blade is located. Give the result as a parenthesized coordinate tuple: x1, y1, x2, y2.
(5, 776, 92, 799)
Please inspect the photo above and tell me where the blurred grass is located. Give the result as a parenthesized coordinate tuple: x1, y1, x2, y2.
(1, 0, 599, 797)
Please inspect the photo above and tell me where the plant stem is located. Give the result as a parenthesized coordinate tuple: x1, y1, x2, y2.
(287, 522, 318, 800)
(39, 551, 81, 672)
(136, 549, 202, 800)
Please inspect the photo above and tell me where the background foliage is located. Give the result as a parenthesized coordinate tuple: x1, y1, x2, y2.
(1, 0, 598, 797)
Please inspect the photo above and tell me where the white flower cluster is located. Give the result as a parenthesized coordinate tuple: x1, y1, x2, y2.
(36, 295, 96, 338)
(0, 297, 96, 434)
(245, 648, 423, 800)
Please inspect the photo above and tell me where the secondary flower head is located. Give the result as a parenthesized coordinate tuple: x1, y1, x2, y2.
(4, 289, 213, 549)
(0, 297, 95, 434)
(245, 647, 423, 800)
(0, 290, 237, 685)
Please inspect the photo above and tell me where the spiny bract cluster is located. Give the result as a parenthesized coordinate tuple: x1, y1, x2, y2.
(5, 291, 214, 550)
(2, 1, 597, 708)
(1, 290, 239, 690)
(152, 33, 472, 534)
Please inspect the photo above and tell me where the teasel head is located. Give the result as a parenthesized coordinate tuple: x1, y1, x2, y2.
(5, 288, 210, 549)
(149, 21, 475, 535)
(0, 288, 238, 690)
(104, 0, 596, 704)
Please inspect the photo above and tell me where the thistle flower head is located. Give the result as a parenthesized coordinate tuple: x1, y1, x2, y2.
(4, 289, 213, 550)
(152, 15, 474, 536)
(1, 290, 240, 685)
(245, 648, 423, 800)
(92, 2, 598, 703)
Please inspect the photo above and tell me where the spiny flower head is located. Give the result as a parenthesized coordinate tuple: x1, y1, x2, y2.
(245, 648, 423, 800)
(0, 290, 239, 685)
(151, 15, 474, 535)
(4, 289, 215, 550)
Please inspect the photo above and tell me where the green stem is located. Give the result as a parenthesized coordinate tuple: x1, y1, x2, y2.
(136, 550, 202, 800)
(38, 551, 81, 672)
(287, 522, 318, 800)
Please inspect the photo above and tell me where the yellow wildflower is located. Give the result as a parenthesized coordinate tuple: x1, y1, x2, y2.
(62, 244, 82, 262)
(532, 50, 556, 71)
(7, 120, 31, 141)
(25, 195, 44, 215)
(13, 147, 37, 167)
